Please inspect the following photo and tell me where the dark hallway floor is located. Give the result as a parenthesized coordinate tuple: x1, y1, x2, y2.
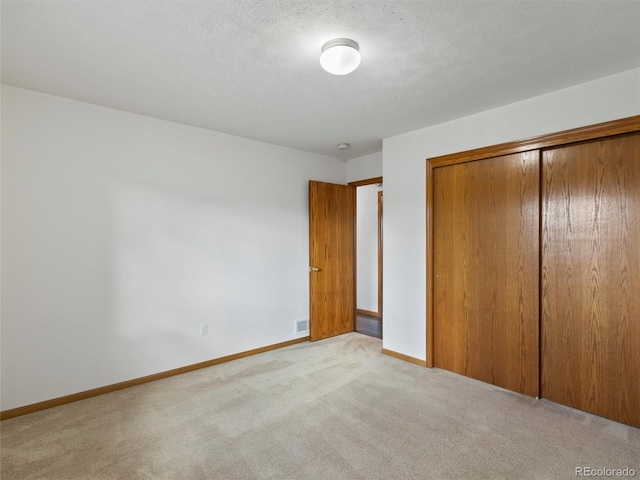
(356, 313, 382, 339)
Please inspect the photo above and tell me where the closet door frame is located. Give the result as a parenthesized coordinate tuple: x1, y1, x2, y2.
(426, 115, 640, 368)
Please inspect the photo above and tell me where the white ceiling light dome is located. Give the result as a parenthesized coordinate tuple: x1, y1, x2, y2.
(320, 38, 361, 75)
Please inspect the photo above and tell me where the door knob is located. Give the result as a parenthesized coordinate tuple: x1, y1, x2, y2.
(309, 266, 320, 272)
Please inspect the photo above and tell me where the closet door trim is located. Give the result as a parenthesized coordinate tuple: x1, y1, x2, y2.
(428, 116, 640, 169)
(426, 115, 640, 368)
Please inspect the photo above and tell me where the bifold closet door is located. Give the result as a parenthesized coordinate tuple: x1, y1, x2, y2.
(542, 132, 640, 427)
(433, 151, 539, 397)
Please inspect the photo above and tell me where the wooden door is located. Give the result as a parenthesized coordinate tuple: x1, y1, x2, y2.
(309, 181, 356, 341)
(541, 133, 640, 427)
(433, 151, 540, 397)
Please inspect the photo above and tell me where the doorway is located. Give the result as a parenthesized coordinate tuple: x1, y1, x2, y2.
(350, 177, 383, 339)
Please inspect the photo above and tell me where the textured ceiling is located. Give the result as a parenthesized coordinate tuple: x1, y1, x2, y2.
(2, 0, 640, 160)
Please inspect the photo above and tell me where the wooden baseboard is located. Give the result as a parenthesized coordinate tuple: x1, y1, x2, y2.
(356, 308, 381, 318)
(381, 348, 428, 367)
(0, 337, 309, 421)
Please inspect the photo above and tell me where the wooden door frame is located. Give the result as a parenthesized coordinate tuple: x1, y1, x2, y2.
(426, 115, 640, 368)
(378, 190, 383, 317)
(349, 176, 383, 323)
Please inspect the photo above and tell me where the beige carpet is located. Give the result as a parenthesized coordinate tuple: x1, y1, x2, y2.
(1, 333, 638, 479)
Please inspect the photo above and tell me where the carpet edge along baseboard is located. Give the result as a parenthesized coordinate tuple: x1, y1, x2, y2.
(0, 337, 309, 421)
(381, 348, 428, 367)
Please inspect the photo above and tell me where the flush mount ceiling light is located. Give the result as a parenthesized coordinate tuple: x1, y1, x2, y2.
(320, 38, 361, 75)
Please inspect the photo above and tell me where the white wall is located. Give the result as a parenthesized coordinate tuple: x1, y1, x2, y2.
(1, 85, 346, 410)
(346, 152, 382, 183)
(382, 68, 640, 361)
(356, 184, 382, 313)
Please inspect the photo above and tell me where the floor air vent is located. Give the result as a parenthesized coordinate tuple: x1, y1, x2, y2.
(296, 319, 309, 334)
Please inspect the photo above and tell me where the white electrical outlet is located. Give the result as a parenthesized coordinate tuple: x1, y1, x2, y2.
(199, 323, 208, 336)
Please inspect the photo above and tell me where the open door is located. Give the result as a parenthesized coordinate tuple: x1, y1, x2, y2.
(309, 181, 356, 341)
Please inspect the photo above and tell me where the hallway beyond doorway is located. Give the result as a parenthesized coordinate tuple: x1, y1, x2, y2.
(356, 313, 381, 339)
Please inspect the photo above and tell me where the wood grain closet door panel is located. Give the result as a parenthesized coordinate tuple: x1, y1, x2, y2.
(433, 151, 539, 397)
(541, 133, 640, 427)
